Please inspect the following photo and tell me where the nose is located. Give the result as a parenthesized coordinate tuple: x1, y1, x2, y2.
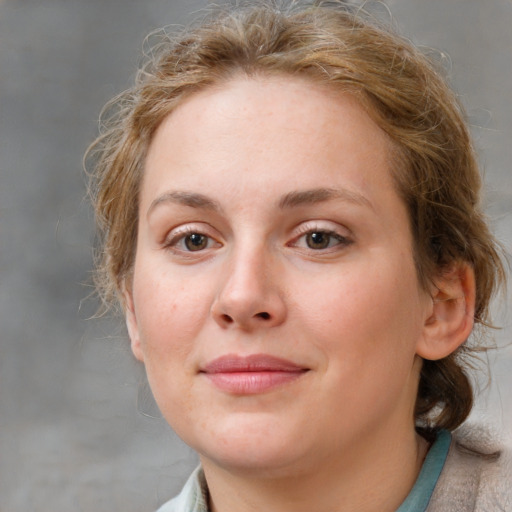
(211, 247, 287, 330)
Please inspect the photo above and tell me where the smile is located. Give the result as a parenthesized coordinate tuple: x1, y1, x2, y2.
(200, 354, 309, 394)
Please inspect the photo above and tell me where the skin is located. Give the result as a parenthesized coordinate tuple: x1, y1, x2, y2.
(125, 75, 475, 512)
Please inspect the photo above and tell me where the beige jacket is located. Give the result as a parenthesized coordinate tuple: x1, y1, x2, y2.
(428, 425, 511, 511)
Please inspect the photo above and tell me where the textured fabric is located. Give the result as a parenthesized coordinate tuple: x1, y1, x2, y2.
(396, 430, 451, 512)
(156, 425, 511, 512)
(426, 424, 511, 512)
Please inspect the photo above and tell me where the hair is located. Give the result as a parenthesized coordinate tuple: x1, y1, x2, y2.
(86, 0, 506, 431)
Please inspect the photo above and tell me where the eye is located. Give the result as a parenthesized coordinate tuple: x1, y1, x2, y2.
(183, 233, 209, 251)
(304, 231, 338, 250)
(290, 226, 352, 253)
(164, 227, 221, 254)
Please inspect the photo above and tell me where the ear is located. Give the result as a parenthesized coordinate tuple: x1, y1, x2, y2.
(123, 283, 145, 362)
(417, 262, 476, 361)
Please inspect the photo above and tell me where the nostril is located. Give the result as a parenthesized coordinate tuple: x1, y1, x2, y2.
(256, 312, 271, 320)
(221, 314, 234, 324)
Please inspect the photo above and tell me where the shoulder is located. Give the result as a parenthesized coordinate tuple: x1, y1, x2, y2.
(428, 423, 511, 512)
(155, 466, 209, 512)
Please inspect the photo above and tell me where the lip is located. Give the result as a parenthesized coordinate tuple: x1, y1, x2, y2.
(200, 354, 309, 394)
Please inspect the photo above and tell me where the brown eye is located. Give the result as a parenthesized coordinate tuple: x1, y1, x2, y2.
(306, 231, 331, 249)
(184, 233, 208, 251)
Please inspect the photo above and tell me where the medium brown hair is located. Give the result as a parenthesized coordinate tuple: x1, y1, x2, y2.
(86, 1, 506, 431)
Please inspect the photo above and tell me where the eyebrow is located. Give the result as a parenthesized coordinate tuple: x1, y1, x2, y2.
(147, 191, 222, 218)
(147, 186, 373, 218)
(278, 187, 373, 211)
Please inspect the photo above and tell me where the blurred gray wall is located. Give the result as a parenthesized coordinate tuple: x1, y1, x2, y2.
(1, 1, 511, 510)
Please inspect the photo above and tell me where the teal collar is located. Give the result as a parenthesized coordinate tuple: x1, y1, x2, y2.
(396, 430, 451, 512)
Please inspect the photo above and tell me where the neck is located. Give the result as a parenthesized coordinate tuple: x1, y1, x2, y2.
(201, 424, 429, 512)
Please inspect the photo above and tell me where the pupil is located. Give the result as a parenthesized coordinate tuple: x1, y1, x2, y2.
(186, 233, 207, 251)
(307, 232, 329, 249)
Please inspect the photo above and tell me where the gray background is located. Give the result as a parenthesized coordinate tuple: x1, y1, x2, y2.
(1, 1, 511, 511)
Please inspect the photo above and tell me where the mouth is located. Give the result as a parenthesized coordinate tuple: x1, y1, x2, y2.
(200, 354, 309, 395)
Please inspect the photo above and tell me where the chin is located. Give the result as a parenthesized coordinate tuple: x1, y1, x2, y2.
(200, 446, 307, 479)
(187, 414, 310, 476)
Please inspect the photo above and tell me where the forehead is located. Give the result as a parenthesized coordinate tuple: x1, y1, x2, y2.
(143, 75, 397, 204)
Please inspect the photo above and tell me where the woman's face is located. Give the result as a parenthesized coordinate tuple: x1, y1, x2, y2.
(126, 76, 434, 476)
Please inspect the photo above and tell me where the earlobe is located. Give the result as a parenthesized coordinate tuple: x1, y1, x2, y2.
(417, 263, 476, 361)
(123, 284, 145, 362)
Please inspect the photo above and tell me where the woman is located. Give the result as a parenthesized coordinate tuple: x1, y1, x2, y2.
(87, 2, 510, 511)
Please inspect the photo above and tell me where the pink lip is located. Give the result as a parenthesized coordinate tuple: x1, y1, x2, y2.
(201, 354, 309, 394)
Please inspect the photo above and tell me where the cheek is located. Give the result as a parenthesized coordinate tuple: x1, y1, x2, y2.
(130, 265, 212, 422)
(292, 259, 424, 362)
(132, 263, 212, 357)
